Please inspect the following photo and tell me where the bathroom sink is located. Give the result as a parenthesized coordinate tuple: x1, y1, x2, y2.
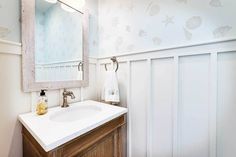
(50, 105, 102, 122)
(18, 100, 127, 152)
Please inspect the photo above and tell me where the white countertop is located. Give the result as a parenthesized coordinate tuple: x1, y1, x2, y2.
(18, 100, 127, 152)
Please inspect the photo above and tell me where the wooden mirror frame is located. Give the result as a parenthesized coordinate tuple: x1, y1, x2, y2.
(21, 0, 89, 92)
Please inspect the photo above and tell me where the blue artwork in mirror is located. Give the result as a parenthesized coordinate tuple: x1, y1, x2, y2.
(35, 0, 83, 82)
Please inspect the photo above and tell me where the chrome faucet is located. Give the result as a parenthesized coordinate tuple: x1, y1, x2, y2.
(62, 89, 75, 108)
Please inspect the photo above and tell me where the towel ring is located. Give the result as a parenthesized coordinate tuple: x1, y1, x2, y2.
(78, 61, 84, 71)
(105, 57, 119, 72)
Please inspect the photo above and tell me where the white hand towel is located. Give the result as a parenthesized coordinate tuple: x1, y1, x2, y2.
(101, 70, 120, 103)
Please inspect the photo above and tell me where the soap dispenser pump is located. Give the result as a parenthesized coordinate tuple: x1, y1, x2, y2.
(36, 90, 48, 115)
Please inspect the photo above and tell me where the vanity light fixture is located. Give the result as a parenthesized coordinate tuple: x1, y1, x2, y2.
(44, 0, 57, 3)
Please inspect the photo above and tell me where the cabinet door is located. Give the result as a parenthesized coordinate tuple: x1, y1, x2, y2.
(79, 134, 114, 157)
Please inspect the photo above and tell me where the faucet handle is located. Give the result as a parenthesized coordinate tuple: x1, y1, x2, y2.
(63, 89, 75, 99)
(70, 93, 75, 99)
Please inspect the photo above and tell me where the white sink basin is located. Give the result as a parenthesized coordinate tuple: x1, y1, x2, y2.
(50, 105, 102, 122)
(18, 100, 127, 152)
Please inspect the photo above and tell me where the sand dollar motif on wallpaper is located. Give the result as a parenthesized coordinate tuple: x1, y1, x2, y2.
(186, 16, 202, 30)
(209, 0, 222, 7)
(139, 30, 147, 37)
(213, 25, 232, 38)
(183, 27, 192, 40)
(0, 26, 11, 38)
(152, 37, 162, 46)
(146, 1, 160, 16)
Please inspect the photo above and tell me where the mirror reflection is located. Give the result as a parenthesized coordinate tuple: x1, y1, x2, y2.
(35, 0, 83, 82)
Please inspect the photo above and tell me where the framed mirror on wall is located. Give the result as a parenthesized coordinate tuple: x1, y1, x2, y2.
(21, 0, 89, 92)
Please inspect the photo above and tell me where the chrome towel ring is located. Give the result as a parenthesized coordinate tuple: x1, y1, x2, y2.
(78, 61, 84, 71)
(105, 57, 119, 72)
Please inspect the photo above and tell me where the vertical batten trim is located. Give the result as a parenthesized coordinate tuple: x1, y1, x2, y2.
(209, 52, 217, 157)
(146, 59, 152, 157)
(173, 56, 179, 157)
(95, 59, 100, 101)
(127, 61, 132, 157)
(97, 61, 102, 101)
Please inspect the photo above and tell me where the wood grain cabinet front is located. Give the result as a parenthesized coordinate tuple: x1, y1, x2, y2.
(22, 115, 126, 157)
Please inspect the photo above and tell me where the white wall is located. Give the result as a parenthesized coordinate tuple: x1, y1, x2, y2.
(0, 46, 31, 157)
(217, 52, 236, 157)
(0, 40, 98, 157)
(0, 0, 99, 157)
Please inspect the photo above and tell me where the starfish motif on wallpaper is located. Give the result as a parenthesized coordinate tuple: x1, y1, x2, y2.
(162, 16, 174, 27)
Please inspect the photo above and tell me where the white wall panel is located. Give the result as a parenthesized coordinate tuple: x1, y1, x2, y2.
(83, 63, 98, 100)
(97, 41, 236, 157)
(151, 58, 174, 157)
(217, 52, 236, 157)
(178, 55, 210, 157)
(117, 62, 128, 108)
(130, 60, 148, 157)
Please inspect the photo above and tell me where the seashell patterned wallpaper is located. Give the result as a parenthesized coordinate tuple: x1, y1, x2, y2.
(98, 0, 236, 56)
(0, 0, 20, 42)
(0, 0, 235, 57)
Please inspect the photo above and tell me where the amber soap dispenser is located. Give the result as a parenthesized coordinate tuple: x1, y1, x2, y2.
(36, 90, 48, 115)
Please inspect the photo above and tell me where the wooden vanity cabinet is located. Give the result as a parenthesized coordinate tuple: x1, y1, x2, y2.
(22, 115, 126, 157)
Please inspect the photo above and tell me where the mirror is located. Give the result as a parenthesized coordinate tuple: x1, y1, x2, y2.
(21, 0, 89, 92)
(35, 0, 83, 82)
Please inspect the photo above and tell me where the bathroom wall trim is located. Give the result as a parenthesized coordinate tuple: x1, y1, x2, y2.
(0, 39, 99, 65)
(98, 38, 236, 59)
(98, 39, 236, 63)
(0, 39, 22, 55)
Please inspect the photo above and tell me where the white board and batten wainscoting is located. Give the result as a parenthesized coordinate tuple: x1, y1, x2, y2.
(2, 38, 236, 157)
(98, 39, 236, 157)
